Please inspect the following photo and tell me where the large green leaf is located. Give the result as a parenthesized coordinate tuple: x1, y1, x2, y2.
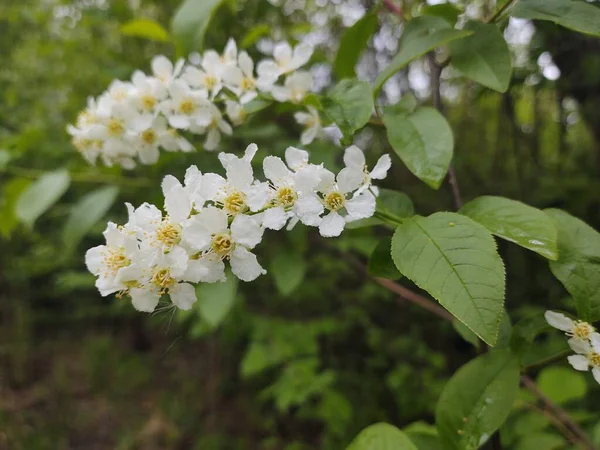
(383, 106, 453, 190)
(435, 351, 520, 450)
(392, 212, 505, 345)
(373, 16, 472, 96)
(545, 208, 600, 321)
(121, 19, 170, 42)
(347, 423, 418, 450)
(270, 249, 306, 296)
(171, 0, 226, 53)
(537, 366, 587, 405)
(62, 186, 119, 251)
(460, 196, 558, 260)
(511, 0, 600, 37)
(196, 275, 238, 329)
(16, 169, 70, 228)
(322, 79, 374, 144)
(369, 237, 402, 280)
(448, 22, 512, 92)
(334, 12, 379, 79)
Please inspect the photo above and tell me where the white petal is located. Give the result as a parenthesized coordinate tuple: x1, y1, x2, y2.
(138, 145, 160, 165)
(85, 246, 105, 275)
(343, 145, 366, 169)
(198, 173, 225, 202)
(227, 159, 254, 191)
(230, 247, 266, 282)
(151, 55, 173, 78)
(568, 354, 590, 371)
(231, 214, 264, 249)
(319, 212, 345, 237)
(263, 206, 288, 230)
(544, 311, 573, 332)
(130, 288, 160, 313)
(295, 194, 324, 226)
(271, 86, 291, 102)
(592, 368, 600, 385)
(346, 192, 376, 221)
(168, 115, 190, 129)
(169, 283, 197, 310)
(183, 207, 227, 250)
(246, 182, 271, 212)
(300, 125, 318, 145)
(591, 332, 600, 350)
(291, 43, 313, 68)
(294, 165, 321, 192)
(164, 184, 191, 223)
(569, 338, 592, 355)
(337, 167, 364, 194)
(196, 254, 227, 283)
(371, 154, 392, 180)
(263, 156, 292, 183)
(256, 60, 280, 80)
(204, 127, 221, 151)
(285, 146, 309, 170)
(244, 143, 258, 161)
(274, 42, 292, 65)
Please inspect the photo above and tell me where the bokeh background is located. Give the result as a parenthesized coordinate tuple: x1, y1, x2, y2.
(1, 0, 599, 449)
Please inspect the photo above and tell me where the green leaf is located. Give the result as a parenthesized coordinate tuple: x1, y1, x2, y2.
(453, 320, 481, 348)
(460, 196, 558, 260)
(334, 12, 379, 79)
(347, 423, 418, 450)
(537, 366, 587, 405)
(241, 24, 271, 48)
(545, 208, 600, 321)
(436, 351, 520, 450)
(369, 237, 402, 279)
(383, 106, 453, 190)
(448, 22, 512, 92)
(121, 18, 170, 42)
(377, 188, 415, 219)
(403, 422, 443, 450)
(511, 0, 600, 37)
(374, 16, 472, 96)
(0, 178, 30, 238)
(196, 275, 238, 329)
(171, 0, 226, 54)
(421, 4, 462, 26)
(0, 149, 11, 169)
(509, 313, 549, 357)
(322, 79, 374, 144)
(15, 169, 70, 228)
(62, 186, 119, 251)
(392, 213, 506, 345)
(270, 249, 307, 296)
(515, 432, 565, 450)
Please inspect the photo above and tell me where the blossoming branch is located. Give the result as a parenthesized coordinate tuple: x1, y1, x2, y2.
(68, 39, 323, 169)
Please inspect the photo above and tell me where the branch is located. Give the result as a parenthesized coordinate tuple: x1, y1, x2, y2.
(521, 375, 596, 450)
(486, 0, 519, 23)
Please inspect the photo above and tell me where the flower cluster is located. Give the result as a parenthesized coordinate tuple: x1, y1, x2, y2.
(68, 40, 322, 169)
(545, 311, 600, 384)
(85, 143, 390, 312)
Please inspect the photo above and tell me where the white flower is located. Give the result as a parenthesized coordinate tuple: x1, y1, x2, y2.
(294, 106, 322, 145)
(257, 42, 313, 80)
(545, 311, 599, 342)
(182, 50, 224, 98)
(223, 51, 274, 104)
(343, 145, 392, 193)
(151, 55, 184, 88)
(85, 222, 139, 297)
(225, 100, 247, 126)
(161, 79, 210, 129)
(183, 206, 266, 282)
(567, 334, 600, 385)
(130, 70, 167, 113)
(189, 102, 233, 151)
(271, 71, 313, 104)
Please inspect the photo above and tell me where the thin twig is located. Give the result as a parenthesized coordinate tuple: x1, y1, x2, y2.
(521, 375, 596, 450)
(522, 349, 571, 373)
(382, 0, 403, 18)
(486, 0, 519, 24)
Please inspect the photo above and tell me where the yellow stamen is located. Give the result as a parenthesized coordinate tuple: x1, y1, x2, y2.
(324, 191, 345, 211)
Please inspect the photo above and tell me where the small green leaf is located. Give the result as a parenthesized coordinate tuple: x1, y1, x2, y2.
(403, 422, 444, 450)
(448, 22, 512, 92)
(537, 366, 587, 405)
(0, 178, 30, 238)
(271, 249, 307, 296)
(511, 0, 600, 37)
(369, 237, 402, 280)
(392, 213, 506, 345)
(16, 169, 70, 228)
(62, 186, 119, 251)
(171, 0, 226, 54)
(436, 351, 520, 450)
(421, 4, 462, 26)
(0, 149, 11, 169)
(347, 423, 418, 450)
(377, 188, 415, 219)
(196, 275, 238, 329)
(121, 18, 170, 42)
(322, 79, 374, 144)
(241, 24, 271, 48)
(509, 313, 549, 357)
(334, 12, 379, 79)
(545, 208, 600, 321)
(383, 106, 453, 189)
(374, 16, 472, 96)
(460, 196, 558, 260)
